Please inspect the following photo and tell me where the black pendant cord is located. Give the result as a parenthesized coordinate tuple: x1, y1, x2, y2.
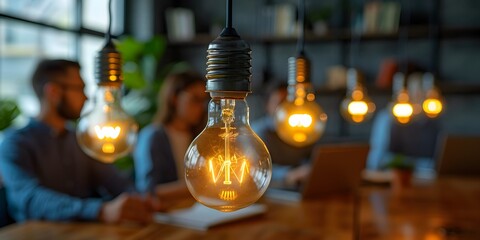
(349, 25, 361, 69)
(106, 0, 112, 42)
(399, 0, 412, 84)
(226, 0, 232, 29)
(296, 0, 306, 55)
(427, 0, 439, 75)
(95, 0, 122, 86)
(220, 0, 238, 36)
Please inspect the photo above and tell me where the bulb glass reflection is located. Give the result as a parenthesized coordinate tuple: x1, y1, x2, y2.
(185, 98, 272, 212)
(77, 86, 137, 163)
(275, 84, 327, 147)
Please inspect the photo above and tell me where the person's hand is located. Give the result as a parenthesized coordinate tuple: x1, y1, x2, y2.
(154, 182, 193, 210)
(285, 164, 311, 187)
(98, 193, 153, 224)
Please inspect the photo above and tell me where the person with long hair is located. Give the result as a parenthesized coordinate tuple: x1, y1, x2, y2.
(134, 71, 207, 203)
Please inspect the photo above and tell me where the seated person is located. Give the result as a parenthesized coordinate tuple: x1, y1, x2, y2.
(0, 60, 154, 224)
(369, 74, 441, 172)
(134, 71, 207, 202)
(251, 82, 314, 187)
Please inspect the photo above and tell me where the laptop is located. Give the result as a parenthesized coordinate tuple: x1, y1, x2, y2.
(266, 143, 370, 202)
(436, 135, 480, 176)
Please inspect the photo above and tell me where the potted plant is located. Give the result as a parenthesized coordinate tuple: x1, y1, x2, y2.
(386, 154, 414, 191)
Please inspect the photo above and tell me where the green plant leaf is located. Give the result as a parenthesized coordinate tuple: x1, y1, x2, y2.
(116, 36, 144, 61)
(0, 99, 21, 131)
(123, 64, 146, 89)
(144, 36, 167, 60)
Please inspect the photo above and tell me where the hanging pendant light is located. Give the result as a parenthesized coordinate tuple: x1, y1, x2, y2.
(422, 73, 444, 118)
(76, 0, 138, 163)
(390, 0, 414, 124)
(274, 0, 327, 147)
(184, 0, 272, 212)
(391, 73, 413, 124)
(341, 69, 376, 123)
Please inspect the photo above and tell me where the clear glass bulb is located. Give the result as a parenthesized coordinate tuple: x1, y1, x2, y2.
(274, 84, 327, 147)
(392, 89, 414, 124)
(185, 97, 272, 212)
(77, 86, 138, 163)
(341, 86, 376, 123)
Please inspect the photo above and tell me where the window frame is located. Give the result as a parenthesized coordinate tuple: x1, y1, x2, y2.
(0, 0, 125, 62)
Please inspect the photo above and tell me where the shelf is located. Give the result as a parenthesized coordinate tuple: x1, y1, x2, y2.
(276, 84, 480, 97)
(167, 27, 480, 47)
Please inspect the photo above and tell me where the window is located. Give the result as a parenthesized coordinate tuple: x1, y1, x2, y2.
(0, 0, 124, 118)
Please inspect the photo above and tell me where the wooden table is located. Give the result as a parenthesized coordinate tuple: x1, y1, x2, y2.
(0, 177, 479, 240)
(359, 177, 480, 240)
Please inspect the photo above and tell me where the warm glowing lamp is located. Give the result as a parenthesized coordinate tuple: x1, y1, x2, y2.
(273, 0, 327, 147)
(391, 73, 413, 124)
(76, 0, 137, 163)
(340, 68, 376, 123)
(422, 72, 444, 118)
(184, 0, 272, 212)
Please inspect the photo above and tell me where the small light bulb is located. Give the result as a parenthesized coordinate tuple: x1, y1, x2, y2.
(275, 98, 327, 146)
(274, 56, 327, 147)
(185, 98, 272, 212)
(77, 86, 137, 163)
(421, 73, 444, 118)
(340, 68, 375, 123)
(423, 98, 443, 117)
(392, 91, 414, 124)
(391, 72, 414, 124)
(341, 90, 375, 124)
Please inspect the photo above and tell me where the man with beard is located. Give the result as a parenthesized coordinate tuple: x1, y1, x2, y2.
(0, 60, 155, 224)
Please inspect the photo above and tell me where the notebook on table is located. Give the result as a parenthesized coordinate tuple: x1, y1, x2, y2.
(154, 203, 267, 231)
(266, 143, 370, 202)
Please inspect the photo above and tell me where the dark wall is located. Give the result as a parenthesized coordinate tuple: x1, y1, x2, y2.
(126, 0, 480, 141)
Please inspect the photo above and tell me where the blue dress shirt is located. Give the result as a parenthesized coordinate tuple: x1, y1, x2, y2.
(0, 119, 131, 222)
(251, 116, 313, 182)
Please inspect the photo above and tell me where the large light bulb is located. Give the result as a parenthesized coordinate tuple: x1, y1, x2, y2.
(274, 56, 327, 147)
(391, 73, 413, 124)
(185, 7, 271, 212)
(77, 86, 137, 163)
(185, 98, 271, 212)
(340, 69, 375, 123)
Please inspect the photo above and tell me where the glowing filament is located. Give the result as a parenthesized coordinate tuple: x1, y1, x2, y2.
(208, 101, 249, 186)
(423, 98, 443, 116)
(392, 103, 413, 118)
(102, 143, 115, 153)
(94, 126, 121, 140)
(348, 101, 369, 115)
(208, 153, 249, 185)
(392, 103, 413, 124)
(293, 133, 307, 142)
(220, 190, 237, 201)
(288, 114, 313, 128)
